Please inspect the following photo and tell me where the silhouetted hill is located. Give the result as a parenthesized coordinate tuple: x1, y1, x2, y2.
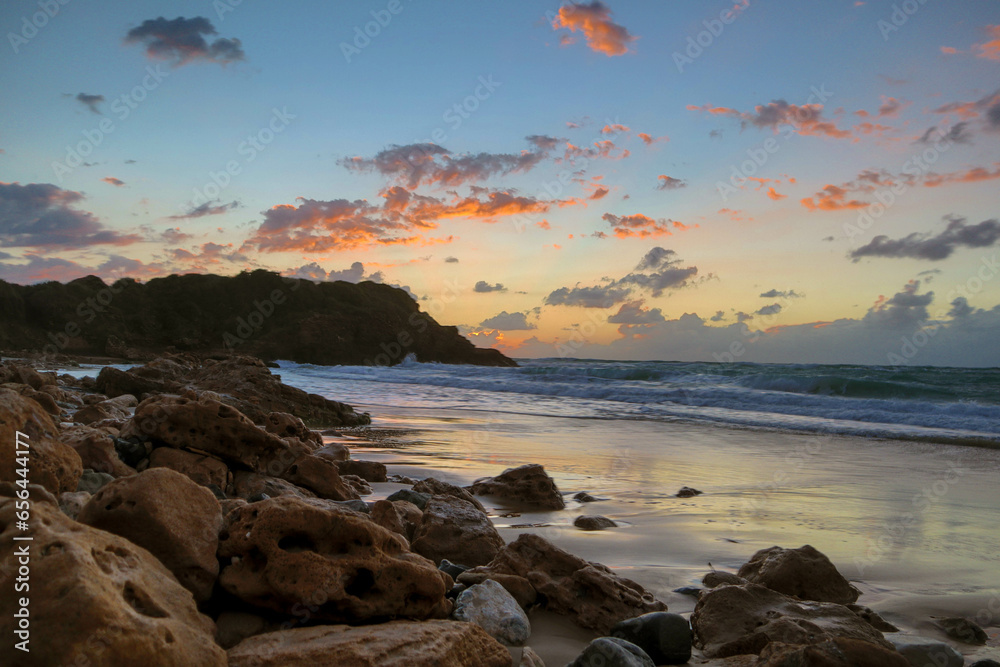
(0, 270, 516, 367)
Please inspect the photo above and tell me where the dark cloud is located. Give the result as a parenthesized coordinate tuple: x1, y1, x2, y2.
(75, 93, 104, 114)
(474, 281, 507, 293)
(607, 300, 665, 324)
(125, 16, 245, 66)
(544, 284, 631, 308)
(710, 310, 726, 322)
(760, 289, 803, 298)
(479, 311, 537, 330)
(948, 296, 974, 318)
(634, 247, 677, 271)
(0, 182, 140, 248)
(656, 175, 686, 191)
(170, 200, 241, 219)
(864, 281, 933, 328)
(916, 122, 972, 145)
(850, 217, 1000, 261)
(102, 177, 125, 187)
(756, 303, 782, 316)
(619, 246, 699, 296)
(444, 256, 459, 263)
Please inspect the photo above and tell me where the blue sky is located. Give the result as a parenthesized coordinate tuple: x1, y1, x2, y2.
(2, 1, 999, 365)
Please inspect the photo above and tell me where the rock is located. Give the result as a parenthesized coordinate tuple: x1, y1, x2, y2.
(737, 545, 860, 604)
(575, 514, 617, 530)
(342, 473, 373, 496)
(414, 477, 487, 512)
(215, 611, 268, 649)
(702, 571, 747, 588)
(281, 453, 359, 501)
(440, 559, 470, 579)
(676, 486, 702, 497)
(456, 571, 537, 610)
(0, 388, 83, 495)
(936, 617, 987, 644)
(227, 620, 511, 667)
(970, 661, 1000, 667)
(470, 464, 565, 510)
(72, 397, 133, 425)
(846, 603, 899, 632)
(885, 633, 964, 667)
(691, 583, 892, 659)
(263, 411, 322, 446)
(411, 496, 505, 567)
(472, 533, 667, 633)
(371, 499, 422, 541)
(674, 586, 701, 597)
(78, 467, 223, 602)
(519, 647, 546, 666)
(336, 458, 388, 482)
(567, 637, 655, 667)
(58, 490, 91, 520)
(316, 441, 351, 462)
(453, 579, 531, 646)
(218, 495, 451, 622)
(333, 498, 372, 513)
(0, 490, 226, 666)
(120, 393, 309, 475)
(114, 436, 150, 468)
(220, 498, 248, 516)
(611, 611, 693, 664)
(10, 384, 62, 415)
(60, 423, 134, 477)
(148, 446, 230, 489)
(574, 491, 601, 502)
(387, 488, 432, 509)
(77, 469, 116, 494)
(388, 474, 418, 484)
(756, 637, 910, 666)
(231, 470, 316, 501)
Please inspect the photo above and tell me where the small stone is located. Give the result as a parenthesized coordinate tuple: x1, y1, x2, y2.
(574, 515, 617, 530)
(936, 617, 988, 644)
(248, 492, 270, 503)
(676, 486, 702, 497)
(611, 611, 692, 665)
(440, 559, 470, 579)
(574, 491, 600, 502)
(387, 488, 431, 509)
(519, 646, 546, 666)
(114, 436, 149, 468)
(453, 579, 531, 646)
(970, 661, 1000, 667)
(702, 571, 745, 588)
(76, 469, 115, 494)
(673, 586, 701, 597)
(568, 637, 655, 667)
(885, 634, 964, 667)
(332, 498, 371, 514)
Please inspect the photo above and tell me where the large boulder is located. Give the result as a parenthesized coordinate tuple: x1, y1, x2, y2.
(262, 411, 322, 446)
(78, 468, 223, 602)
(471, 533, 667, 633)
(567, 637, 655, 667)
(148, 447, 230, 489)
(453, 579, 531, 646)
(611, 611, 692, 664)
(470, 464, 565, 510)
(411, 496, 505, 567)
(337, 458, 388, 482)
(0, 488, 225, 666)
(0, 388, 82, 495)
(227, 620, 511, 667)
(413, 477, 486, 512)
(217, 495, 452, 622)
(737, 545, 860, 604)
(60, 423, 134, 477)
(756, 637, 910, 666)
(691, 583, 892, 658)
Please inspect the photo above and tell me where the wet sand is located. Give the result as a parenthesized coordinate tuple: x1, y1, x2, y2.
(342, 405, 1000, 664)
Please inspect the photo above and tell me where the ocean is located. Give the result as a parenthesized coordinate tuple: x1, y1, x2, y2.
(276, 356, 1000, 448)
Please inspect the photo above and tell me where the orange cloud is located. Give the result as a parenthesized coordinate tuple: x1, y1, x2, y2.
(923, 163, 1000, 188)
(800, 185, 869, 211)
(974, 25, 1000, 60)
(940, 46, 958, 55)
(602, 212, 688, 238)
(551, 1, 637, 57)
(637, 132, 668, 145)
(689, 101, 853, 139)
(766, 187, 786, 201)
(601, 123, 630, 134)
(102, 177, 125, 187)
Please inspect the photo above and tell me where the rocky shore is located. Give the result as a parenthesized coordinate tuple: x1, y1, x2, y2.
(0, 355, 996, 666)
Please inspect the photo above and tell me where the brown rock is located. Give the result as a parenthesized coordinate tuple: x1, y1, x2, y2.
(703, 571, 748, 588)
(846, 604, 899, 632)
(282, 453, 359, 501)
(227, 620, 511, 667)
(60, 423, 134, 477)
(336, 458, 388, 482)
(691, 583, 892, 659)
(474, 533, 667, 633)
(5, 384, 62, 415)
(316, 441, 350, 462)
(470, 464, 565, 510)
(263, 411, 322, 447)
(230, 471, 316, 501)
(574, 515, 616, 530)
(215, 611, 269, 649)
(72, 396, 134, 425)
(756, 637, 910, 666)
(414, 477, 486, 512)
(148, 447, 230, 489)
(0, 490, 225, 666)
(519, 646, 546, 667)
(343, 474, 373, 496)
(371, 499, 423, 541)
(457, 571, 537, 609)
(58, 490, 91, 520)
(220, 498, 249, 516)
(121, 393, 308, 475)
(0, 388, 82, 495)
(218, 495, 451, 622)
(411, 496, 505, 567)
(737, 545, 860, 605)
(78, 468, 223, 602)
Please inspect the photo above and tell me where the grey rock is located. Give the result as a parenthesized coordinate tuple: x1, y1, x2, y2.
(673, 586, 701, 597)
(886, 633, 964, 667)
(453, 579, 531, 647)
(568, 637, 655, 667)
(702, 571, 745, 588)
(937, 616, 987, 644)
(58, 491, 91, 520)
(76, 469, 115, 494)
(386, 488, 431, 509)
(440, 558, 470, 579)
(574, 515, 617, 531)
(574, 491, 599, 502)
(676, 486, 702, 497)
(519, 646, 545, 666)
(611, 611, 692, 664)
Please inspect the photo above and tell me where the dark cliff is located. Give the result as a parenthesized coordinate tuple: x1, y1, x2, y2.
(0, 270, 517, 367)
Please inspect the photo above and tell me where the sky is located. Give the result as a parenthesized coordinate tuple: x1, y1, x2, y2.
(1, 0, 999, 366)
